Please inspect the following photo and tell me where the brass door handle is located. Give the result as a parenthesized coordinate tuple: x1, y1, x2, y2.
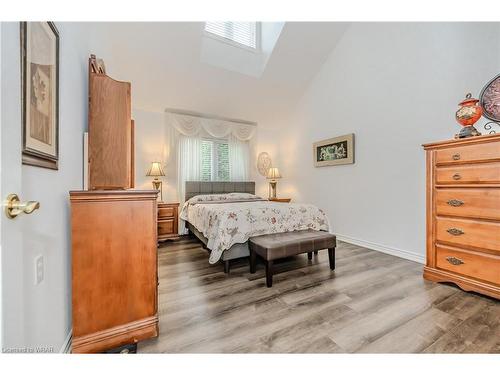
(447, 199, 464, 207)
(446, 256, 464, 266)
(447, 228, 464, 236)
(5, 194, 40, 219)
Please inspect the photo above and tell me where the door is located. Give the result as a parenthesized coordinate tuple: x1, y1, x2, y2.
(0, 19, 2, 350)
(0, 22, 41, 351)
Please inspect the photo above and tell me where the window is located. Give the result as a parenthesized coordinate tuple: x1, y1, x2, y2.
(201, 139, 230, 181)
(204, 22, 259, 50)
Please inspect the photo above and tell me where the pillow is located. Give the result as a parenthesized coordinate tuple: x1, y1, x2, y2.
(227, 192, 260, 200)
(187, 192, 260, 204)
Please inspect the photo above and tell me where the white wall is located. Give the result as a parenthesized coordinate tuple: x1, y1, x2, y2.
(1, 22, 91, 352)
(249, 117, 284, 198)
(133, 109, 178, 202)
(271, 23, 500, 263)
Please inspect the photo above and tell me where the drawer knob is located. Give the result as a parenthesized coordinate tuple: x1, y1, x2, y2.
(447, 228, 464, 236)
(447, 199, 464, 207)
(446, 256, 464, 266)
(452, 154, 461, 160)
(452, 173, 461, 180)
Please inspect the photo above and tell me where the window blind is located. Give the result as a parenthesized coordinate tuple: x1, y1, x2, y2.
(201, 139, 230, 182)
(200, 140, 213, 181)
(205, 22, 258, 49)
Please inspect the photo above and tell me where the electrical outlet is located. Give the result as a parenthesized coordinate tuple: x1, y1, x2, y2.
(34, 255, 44, 285)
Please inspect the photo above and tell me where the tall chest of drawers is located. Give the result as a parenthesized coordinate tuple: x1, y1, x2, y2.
(423, 134, 500, 299)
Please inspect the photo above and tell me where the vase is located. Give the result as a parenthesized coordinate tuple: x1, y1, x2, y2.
(455, 93, 482, 138)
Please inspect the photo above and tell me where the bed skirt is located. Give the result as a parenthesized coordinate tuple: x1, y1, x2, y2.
(187, 222, 250, 261)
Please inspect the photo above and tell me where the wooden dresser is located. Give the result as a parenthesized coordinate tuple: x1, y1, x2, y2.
(157, 202, 179, 242)
(423, 134, 500, 299)
(70, 190, 159, 353)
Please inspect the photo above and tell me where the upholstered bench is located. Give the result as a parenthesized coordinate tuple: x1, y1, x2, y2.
(249, 230, 336, 287)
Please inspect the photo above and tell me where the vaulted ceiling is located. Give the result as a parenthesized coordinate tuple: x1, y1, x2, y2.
(85, 22, 349, 123)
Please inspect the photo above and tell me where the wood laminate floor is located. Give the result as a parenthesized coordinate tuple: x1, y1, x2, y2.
(138, 236, 500, 353)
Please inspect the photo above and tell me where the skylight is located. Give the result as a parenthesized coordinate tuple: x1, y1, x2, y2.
(205, 22, 259, 50)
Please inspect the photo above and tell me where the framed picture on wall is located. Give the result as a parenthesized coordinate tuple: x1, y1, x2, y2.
(20, 21, 60, 170)
(313, 133, 355, 167)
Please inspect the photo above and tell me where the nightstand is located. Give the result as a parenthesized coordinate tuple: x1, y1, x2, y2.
(157, 202, 179, 242)
(269, 198, 291, 203)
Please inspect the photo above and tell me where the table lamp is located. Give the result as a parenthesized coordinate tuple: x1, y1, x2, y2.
(146, 161, 165, 201)
(266, 167, 282, 199)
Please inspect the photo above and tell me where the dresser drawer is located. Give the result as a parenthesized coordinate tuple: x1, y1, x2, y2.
(436, 245, 500, 285)
(158, 206, 176, 219)
(435, 162, 500, 184)
(435, 141, 500, 165)
(435, 188, 500, 220)
(436, 217, 500, 253)
(158, 219, 175, 235)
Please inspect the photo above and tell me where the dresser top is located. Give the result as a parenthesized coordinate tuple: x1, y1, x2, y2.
(70, 189, 159, 202)
(158, 202, 180, 207)
(422, 133, 500, 150)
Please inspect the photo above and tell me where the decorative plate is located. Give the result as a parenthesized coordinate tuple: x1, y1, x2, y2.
(257, 152, 272, 176)
(480, 74, 500, 122)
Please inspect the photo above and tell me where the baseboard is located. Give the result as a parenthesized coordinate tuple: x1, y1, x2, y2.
(335, 234, 425, 264)
(60, 329, 72, 353)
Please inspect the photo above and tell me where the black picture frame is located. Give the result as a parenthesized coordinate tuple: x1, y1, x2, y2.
(20, 21, 60, 170)
(313, 133, 355, 167)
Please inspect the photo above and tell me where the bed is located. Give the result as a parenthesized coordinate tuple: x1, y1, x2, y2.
(182, 181, 330, 273)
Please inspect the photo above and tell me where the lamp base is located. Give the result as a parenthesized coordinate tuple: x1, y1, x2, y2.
(268, 181, 277, 199)
(152, 179, 163, 202)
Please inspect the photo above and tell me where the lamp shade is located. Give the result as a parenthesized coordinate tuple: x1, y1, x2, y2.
(266, 167, 282, 180)
(146, 162, 165, 177)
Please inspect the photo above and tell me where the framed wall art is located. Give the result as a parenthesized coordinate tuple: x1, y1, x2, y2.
(21, 21, 60, 169)
(313, 133, 355, 167)
(256, 151, 272, 176)
(479, 73, 500, 122)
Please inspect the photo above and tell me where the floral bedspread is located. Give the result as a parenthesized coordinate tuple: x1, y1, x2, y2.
(180, 200, 330, 264)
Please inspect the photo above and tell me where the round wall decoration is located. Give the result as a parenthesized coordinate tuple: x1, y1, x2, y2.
(480, 73, 500, 122)
(257, 152, 272, 176)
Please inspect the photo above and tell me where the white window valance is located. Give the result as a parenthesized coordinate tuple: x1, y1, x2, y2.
(166, 112, 256, 141)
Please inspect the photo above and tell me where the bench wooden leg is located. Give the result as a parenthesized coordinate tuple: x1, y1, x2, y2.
(265, 260, 273, 287)
(307, 252, 312, 260)
(328, 248, 336, 270)
(314, 250, 318, 255)
(224, 260, 230, 274)
(250, 249, 257, 274)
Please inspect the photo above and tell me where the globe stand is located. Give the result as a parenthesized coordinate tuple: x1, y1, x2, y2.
(455, 125, 481, 139)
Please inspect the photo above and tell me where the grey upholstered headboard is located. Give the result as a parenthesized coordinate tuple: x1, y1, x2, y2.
(185, 181, 256, 201)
